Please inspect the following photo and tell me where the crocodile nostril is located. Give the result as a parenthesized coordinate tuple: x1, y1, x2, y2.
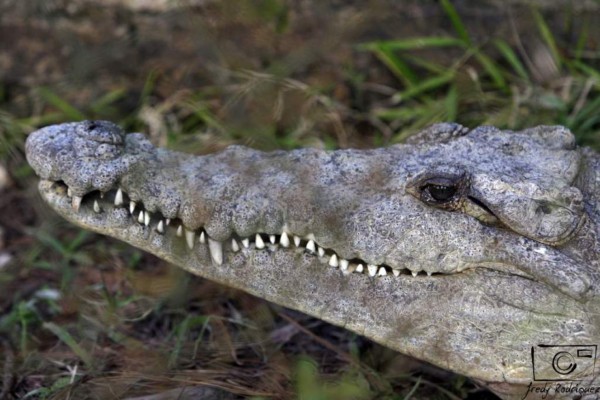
(76, 120, 124, 145)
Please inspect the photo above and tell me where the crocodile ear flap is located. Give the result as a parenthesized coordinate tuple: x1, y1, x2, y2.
(405, 123, 470, 145)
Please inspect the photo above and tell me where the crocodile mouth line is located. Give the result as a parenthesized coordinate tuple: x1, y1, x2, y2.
(41, 179, 452, 279)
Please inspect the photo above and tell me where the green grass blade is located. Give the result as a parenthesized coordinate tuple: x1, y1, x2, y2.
(396, 71, 455, 102)
(494, 39, 529, 81)
(371, 45, 419, 87)
(66, 230, 90, 253)
(574, 17, 590, 61)
(567, 93, 600, 127)
(401, 54, 447, 75)
(17, 112, 66, 127)
(34, 230, 69, 258)
(440, 0, 471, 45)
(43, 322, 93, 368)
(186, 102, 226, 133)
(140, 70, 159, 105)
(360, 36, 464, 51)
(532, 8, 562, 68)
(38, 87, 86, 121)
(374, 106, 429, 121)
(573, 61, 600, 81)
(576, 114, 600, 134)
(17, 302, 34, 352)
(404, 375, 422, 400)
(474, 51, 508, 91)
(445, 84, 458, 121)
(90, 88, 126, 114)
(169, 315, 191, 367)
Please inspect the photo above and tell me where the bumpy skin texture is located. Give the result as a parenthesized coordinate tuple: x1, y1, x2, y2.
(26, 121, 600, 399)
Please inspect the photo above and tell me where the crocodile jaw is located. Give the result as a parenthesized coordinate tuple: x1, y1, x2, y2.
(37, 179, 595, 396)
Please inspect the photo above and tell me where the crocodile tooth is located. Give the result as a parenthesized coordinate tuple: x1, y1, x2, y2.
(339, 259, 349, 271)
(269, 235, 276, 244)
(242, 238, 250, 248)
(255, 234, 265, 249)
(67, 187, 73, 197)
(208, 238, 223, 265)
(231, 239, 240, 252)
(343, 263, 356, 276)
(71, 196, 82, 212)
(306, 240, 316, 253)
(426, 271, 432, 277)
(185, 229, 195, 249)
(115, 188, 124, 206)
(392, 269, 401, 277)
(165, 219, 171, 226)
(378, 267, 387, 277)
(176, 225, 183, 237)
(138, 210, 145, 224)
(317, 246, 325, 257)
(280, 232, 290, 247)
(156, 220, 164, 234)
(328, 254, 339, 267)
(93, 200, 101, 213)
(199, 231, 206, 244)
(367, 265, 377, 277)
(355, 264, 364, 273)
(129, 201, 136, 214)
(144, 211, 151, 226)
(293, 236, 301, 247)
(100, 192, 104, 199)
(411, 271, 418, 277)
(534, 247, 547, 255)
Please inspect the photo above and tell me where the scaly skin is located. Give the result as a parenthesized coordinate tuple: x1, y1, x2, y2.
(26, 121, 600, 399)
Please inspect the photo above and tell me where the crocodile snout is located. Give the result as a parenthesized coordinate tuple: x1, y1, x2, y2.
(26, 120, 130, 196)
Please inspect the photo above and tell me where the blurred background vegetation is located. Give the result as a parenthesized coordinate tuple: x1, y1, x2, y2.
(0, 0, 599, 398)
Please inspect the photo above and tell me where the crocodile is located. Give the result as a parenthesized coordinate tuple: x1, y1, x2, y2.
(25, 120, 600, 399)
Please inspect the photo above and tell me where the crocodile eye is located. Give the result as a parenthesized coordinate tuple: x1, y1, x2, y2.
(419, 177, 461, 206)
(406, 169, 467, 209)
(423, 183, 457, 203)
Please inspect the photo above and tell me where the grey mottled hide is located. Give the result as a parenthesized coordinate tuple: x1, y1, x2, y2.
(26, 121, 600, 399)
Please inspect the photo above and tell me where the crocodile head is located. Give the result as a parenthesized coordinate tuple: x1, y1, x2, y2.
(26, 121, 600, 399)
